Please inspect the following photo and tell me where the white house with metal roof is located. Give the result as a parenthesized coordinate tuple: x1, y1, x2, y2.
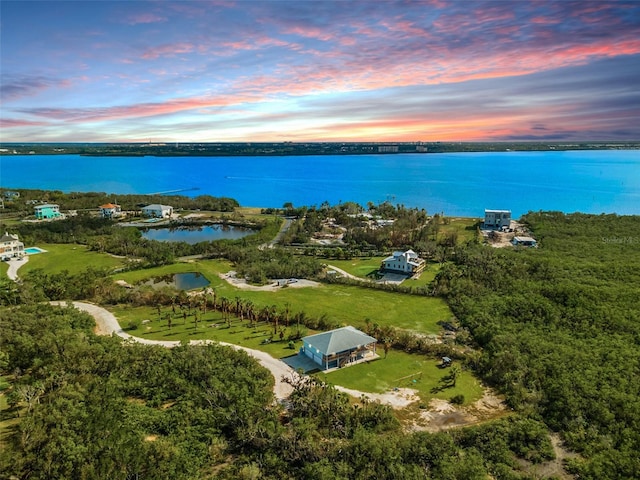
(302, 326, 377, 370)
(381, 249, 425, 274)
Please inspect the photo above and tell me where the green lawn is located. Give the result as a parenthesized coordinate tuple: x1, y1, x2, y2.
(329, 257, 442, 288)
(19, 244, 124, 275)
(113, 259, 452, 335)
(329, 257, 386, 278)
(315, 351, 483, 405)
(109, 304, 312, 359)
(105, 305, 481, 404)
(438, 217, 481, 243)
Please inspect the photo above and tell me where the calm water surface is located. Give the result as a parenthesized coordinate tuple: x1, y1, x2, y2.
(143, 272, 210, 290)
(141, 225, 255, 244)
(2, 151, 638, 217)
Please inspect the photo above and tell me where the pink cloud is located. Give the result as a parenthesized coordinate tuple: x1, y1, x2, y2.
(19, 93, 264, 123)
(530, 16, 561, 25)
(124, 13, 167, 25)
(141, 42, 196, 59)
(283, 25, 335, 42)
(0, 118, 50, 128)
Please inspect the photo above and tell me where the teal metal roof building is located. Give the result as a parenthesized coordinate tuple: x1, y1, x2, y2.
(302, 326, 377, 370)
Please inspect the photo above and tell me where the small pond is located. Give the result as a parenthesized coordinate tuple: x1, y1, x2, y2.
(143, 272, 210, 290)
(140, 225, 255, 244)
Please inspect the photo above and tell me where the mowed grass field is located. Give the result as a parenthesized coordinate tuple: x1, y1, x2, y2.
(439, 217, 481, 243)
(18, 244, 124, 275)
(316, 352, 483, 404)
(109, 303, 315, 359)
(105, 304, 481, 404)
(329, 257, 443, 287)
(113, 258, 453, 335)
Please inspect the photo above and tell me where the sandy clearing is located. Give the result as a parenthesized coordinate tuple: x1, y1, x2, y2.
(219, 271, 321, 291)
(411, 390, 508, 432)
(335, 386, 419, 409)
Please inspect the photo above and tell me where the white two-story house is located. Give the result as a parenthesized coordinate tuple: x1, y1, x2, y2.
(381, 249, 425, 275)
(0, 232, 24, 258)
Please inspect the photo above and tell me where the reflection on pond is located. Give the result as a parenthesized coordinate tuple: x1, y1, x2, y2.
(140, 225, 255, 244)
(143, 272, 210, 290)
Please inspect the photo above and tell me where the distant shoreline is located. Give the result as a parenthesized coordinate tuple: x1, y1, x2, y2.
(1, 141, 639, 157)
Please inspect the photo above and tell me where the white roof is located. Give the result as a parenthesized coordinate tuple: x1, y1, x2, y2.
(485, 209, 511, 214)
(142, 204, 172, 210)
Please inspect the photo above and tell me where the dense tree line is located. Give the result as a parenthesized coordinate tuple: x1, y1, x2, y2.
(0, 189, 239, 214)
(11, 214, 282, 269)
(434, 212, 640, 478)
(274, 200, 458, 257)
(1, 304, 559, 479)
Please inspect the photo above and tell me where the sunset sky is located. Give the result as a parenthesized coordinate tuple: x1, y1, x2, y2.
(1, 0, 639, 143)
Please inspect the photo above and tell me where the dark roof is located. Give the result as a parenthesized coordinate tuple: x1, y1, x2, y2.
(303, 326, 377, 356)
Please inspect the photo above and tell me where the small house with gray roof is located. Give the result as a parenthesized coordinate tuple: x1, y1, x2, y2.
(302, 326, 377, 370)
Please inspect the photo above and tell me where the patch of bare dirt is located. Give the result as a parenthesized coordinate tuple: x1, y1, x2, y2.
(219, 271, 321, 291)
(335, 387, 419, 409)
(516, 433, 579, 479)
(406, 389, 509, 433)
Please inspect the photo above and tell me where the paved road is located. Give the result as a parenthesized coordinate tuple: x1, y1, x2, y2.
(263, 217, 293, 248)
(5, 256, 28, 281)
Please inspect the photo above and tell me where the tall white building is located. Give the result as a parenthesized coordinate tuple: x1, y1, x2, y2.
(484, 209, 511, 229)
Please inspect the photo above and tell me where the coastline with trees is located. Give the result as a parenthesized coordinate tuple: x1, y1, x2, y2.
(1, 190, 639, 478)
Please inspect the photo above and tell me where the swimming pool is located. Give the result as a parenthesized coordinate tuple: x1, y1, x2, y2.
(24, 247, 46, 254)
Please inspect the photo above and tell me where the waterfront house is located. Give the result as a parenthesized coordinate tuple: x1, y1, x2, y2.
(302, 326, 377, 370)
(99, 203, 122, 219)
(381, 249, 426, 275)
(0, 232, 24, 258)
(484, 209, 511, 229)
(512, 236, 537, 247)
(34, 204, 61, 220)
(141, 204, 173, 218)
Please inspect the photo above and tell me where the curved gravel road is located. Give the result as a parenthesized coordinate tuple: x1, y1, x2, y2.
(52, 302, 416, 408)
(51, 301, 298, 400)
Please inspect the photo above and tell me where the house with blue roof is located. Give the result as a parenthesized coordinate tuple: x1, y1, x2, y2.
(301, 326, 377, 370)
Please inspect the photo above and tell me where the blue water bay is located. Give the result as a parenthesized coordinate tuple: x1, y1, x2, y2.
(1, 151, 638, 217)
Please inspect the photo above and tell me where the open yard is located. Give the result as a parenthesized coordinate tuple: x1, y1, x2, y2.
(106, 304, 482, 405)
(437, 216, 481, 244)
(315, 351, 484, 405)
(19, 244, 124, 275)
(109, 303, 312, 359)
(329, 256, 443, 287)
(113, 258, 453, 335)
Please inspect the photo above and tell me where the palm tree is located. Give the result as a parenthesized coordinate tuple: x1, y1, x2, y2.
(235, 296, 243, 321)
(449, 365, 461, 387)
